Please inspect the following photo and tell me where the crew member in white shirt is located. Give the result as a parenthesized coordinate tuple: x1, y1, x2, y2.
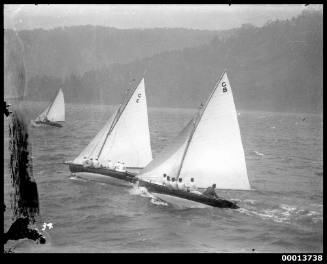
(121, 162, 127, 172)
(82, 157, 88, 167)
(88, 158, 94, 167)
(116, 161, 124, 172)
(105, 160, 114, 170)
(188, 178, 202, 194)
(177, 178, 186, 191)
(113, 161, 120, 171)
(162, 174, 167, 186)
(93, 158, 100, 168)
(171, 177, 178, 190)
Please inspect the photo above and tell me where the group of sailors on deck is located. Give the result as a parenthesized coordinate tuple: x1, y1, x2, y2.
(81, 157, 127, 172)
(161, 174, 219, 198)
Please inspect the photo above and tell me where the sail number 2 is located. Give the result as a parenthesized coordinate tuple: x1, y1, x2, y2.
(222, 82, 228, 93)
(136, 93, 142, 103)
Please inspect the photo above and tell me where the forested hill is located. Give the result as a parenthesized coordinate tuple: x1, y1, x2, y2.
(5, 26, 224, 78)
(19, 10, 323, 113)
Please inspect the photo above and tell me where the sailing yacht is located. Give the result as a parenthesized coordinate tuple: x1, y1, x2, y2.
(136, 71, 250, 208)
(66, 78, 152, 184)
(32, 88, 65, 128)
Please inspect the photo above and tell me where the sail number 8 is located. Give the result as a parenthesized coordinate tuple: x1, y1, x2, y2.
(136, 93, 142, 103)
(222, 82, 228, 93)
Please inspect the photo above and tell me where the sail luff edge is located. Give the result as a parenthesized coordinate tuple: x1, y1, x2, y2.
(176, 71, 226, 179)
(96, 78, 143, 159)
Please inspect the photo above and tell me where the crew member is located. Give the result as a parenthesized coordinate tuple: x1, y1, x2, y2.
(115, 161, 124, 172)
(177, 178, 186, 191)
(171, 177, 178, 190)
(82, 157, 88, 167)
(188, 178, 202, 194)
(114, 161, 119, 171)
(203, 184, 219, 199)
(108, 160, 114, 169)
(93, 158, 100, 168)
(88, 158, 94, 167)
(162, 174, 167, 186)
(121, 162, 127, 172)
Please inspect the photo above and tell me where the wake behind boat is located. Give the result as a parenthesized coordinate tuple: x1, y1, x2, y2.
(66, 78, 152, 184)
(31, 88, 65, 128)
(136, 71, 251, 209)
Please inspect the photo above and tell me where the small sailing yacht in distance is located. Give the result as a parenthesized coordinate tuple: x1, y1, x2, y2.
(137, 71, 250, 209)
(32, 88, 65, 128)
(66, 78, 152, 184)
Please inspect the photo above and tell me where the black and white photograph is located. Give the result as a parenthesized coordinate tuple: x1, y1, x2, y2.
(3, 4, 323, 254)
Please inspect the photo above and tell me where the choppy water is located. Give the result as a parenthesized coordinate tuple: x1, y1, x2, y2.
(3, 101, 323, 253)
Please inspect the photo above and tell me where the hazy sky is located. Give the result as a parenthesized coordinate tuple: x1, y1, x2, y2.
(4, 4, 322, 31)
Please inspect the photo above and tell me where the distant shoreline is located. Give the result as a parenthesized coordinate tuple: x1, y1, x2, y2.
(16, 99, 323, 116)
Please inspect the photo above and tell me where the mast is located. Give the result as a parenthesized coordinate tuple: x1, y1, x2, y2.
(96, 78, 141, 159)
(176, 71, 226, 179)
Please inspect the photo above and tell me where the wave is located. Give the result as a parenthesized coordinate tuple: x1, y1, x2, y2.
(69, 176, 88, 183)
(150, 198, 169, 207)
(253, 151, 265, 156)
(129, 185, 152, 198)
(237, 203, 322, 225)
(243, 199, 258, 205)
(129, 184, 168, 207)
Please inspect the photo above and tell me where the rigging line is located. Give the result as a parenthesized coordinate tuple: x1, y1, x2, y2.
(85, 114, 115, 159)
(96, 78, 142, 159)
(176, 71, 226, 179)
(95, 106, 121, 160)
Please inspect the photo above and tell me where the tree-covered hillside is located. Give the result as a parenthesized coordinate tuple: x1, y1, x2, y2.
(5, 26, 223, 78)
(18, 10, 323, 113)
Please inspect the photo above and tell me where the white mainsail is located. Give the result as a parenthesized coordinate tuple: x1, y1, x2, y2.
(46, 88, 65, 122)
(73, 78, 152, 168)
(138, 72, 250, 190)
(179, 72, 250, 190)
(36, 88, 65, 122)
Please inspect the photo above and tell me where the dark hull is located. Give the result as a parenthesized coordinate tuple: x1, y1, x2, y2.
(68, 163, 137, 184)
(35, 120, 63, 127)
(138, 180, 239, 209)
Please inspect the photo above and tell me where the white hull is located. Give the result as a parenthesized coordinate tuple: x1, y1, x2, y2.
(71, 172, 133, 187)
(151, 192, 211, 209)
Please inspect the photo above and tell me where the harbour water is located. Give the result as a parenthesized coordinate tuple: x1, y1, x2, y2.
(3, 101, 323, 253)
